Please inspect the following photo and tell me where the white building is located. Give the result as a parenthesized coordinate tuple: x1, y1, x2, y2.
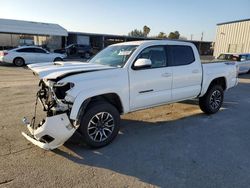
(0, 18, 68, 51)
(213, 18, 250, 57)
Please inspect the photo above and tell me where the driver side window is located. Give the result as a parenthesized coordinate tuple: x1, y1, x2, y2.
(137, 46, 167, 68)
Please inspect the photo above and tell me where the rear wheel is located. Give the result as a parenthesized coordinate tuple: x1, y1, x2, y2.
(199, 85, 224, 114)
(13, 57, 25, 67)
(79, 101, 120, 148)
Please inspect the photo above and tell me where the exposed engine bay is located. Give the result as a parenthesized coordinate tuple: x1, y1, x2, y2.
(22, 79, 78, 150)
(37, 80, 74, 116)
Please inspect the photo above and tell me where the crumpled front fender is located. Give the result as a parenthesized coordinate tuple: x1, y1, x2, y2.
(22, 113, 77, 150)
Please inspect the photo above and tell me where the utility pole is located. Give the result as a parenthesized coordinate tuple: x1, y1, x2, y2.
(191, 34, 193, 41)
(198, 32, 204, 55)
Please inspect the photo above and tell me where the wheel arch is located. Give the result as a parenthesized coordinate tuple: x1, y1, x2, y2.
(200, 76, 227, 97)
(208, 77, 227, 91)
(54, 57, 63, 62)
(13, 57, 25, 64)
(72, 92, 124, 122)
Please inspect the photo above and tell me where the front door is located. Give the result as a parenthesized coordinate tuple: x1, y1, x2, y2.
(129, 46, 173, 111)
(33, 48, 52, 62)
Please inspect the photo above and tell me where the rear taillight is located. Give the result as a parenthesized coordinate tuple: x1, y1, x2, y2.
(0, 51, 8, 56)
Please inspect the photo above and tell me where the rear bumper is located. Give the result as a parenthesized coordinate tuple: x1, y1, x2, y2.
(0, 56, 12, 64)
(0, 56, 4, 62)
(22, 113, 77, 150)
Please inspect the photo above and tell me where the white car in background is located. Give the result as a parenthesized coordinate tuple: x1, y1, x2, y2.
(217, 53, 250, 74)
(0, 46, 66, 67)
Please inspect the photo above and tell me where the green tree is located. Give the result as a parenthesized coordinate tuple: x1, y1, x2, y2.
(168, 31, 180, 39)
(157, 32, 167, 39)
(143, 25, 151, 37)
(128, 29, 144, 37)
(128, 26, 151, 38)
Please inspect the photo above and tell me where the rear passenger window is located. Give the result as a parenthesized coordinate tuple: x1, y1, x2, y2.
(169, 45, 195, 66)
(17, 48, 34, 53)
(137, 46, 167, 68)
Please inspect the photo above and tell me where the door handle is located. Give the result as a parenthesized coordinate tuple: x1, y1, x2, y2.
(139, 89, 154, 94)
(161, 72, 172, 77)
(192, 69, 199, 74)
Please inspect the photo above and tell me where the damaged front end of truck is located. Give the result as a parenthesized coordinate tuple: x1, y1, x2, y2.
(22, 62, 117, 150)
(22, 63, 79, 150)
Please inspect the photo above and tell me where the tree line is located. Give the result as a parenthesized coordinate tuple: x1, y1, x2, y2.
(128, 25, 182, 39)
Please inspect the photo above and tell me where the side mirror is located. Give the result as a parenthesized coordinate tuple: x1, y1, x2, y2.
(133, 58, 152, 70)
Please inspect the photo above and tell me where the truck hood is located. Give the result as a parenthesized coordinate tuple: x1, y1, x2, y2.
(27, 61, 115, 80)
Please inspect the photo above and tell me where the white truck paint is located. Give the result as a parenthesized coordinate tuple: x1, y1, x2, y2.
(22, 40, 238, 150)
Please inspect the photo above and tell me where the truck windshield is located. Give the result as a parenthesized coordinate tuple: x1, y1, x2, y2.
(89, 45, 138, 67)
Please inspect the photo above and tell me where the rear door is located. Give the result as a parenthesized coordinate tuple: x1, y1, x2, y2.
(16, 48, 36, 64)
(129, 45, 173, 110)
(168, 45, 202, 101)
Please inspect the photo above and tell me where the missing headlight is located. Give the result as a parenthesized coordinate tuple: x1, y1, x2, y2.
(53, 82, 74, 99)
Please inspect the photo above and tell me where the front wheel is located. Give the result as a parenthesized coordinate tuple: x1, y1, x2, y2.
(79, 101, 120, 148)
(199, 85, 224, 114)
(54, 57, 63, 62)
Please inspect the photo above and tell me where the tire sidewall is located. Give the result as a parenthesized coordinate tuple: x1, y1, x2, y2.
(79, 101, 120, 148)
(205, 85, 224, 114)
(14, 58, 25, 67)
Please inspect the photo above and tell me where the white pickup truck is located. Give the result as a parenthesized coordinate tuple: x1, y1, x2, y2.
(22, 40, 238, 150)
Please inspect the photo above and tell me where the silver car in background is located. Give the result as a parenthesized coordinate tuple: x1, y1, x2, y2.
(217, 53, 250, 74)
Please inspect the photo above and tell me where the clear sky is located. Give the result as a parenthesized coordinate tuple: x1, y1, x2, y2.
(0, 0, 250, 41)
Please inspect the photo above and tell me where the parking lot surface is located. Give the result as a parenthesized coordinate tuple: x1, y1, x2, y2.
(0, 62, 250, 188)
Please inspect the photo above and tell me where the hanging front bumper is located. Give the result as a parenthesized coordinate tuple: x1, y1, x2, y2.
(22, 113, 77, 150)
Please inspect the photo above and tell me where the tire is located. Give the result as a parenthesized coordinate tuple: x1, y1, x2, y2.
(13, 57, 25, 67)
(54, 57, 63, 62)
(79, 101, 120, 148)
(199, 85, 224, 114)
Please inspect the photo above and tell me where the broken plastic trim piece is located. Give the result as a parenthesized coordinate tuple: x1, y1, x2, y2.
(22, 132, 52, 150)
(22, 113, 77, 150)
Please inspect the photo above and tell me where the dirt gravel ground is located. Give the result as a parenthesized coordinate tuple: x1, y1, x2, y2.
(0, 62, 250, 188)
